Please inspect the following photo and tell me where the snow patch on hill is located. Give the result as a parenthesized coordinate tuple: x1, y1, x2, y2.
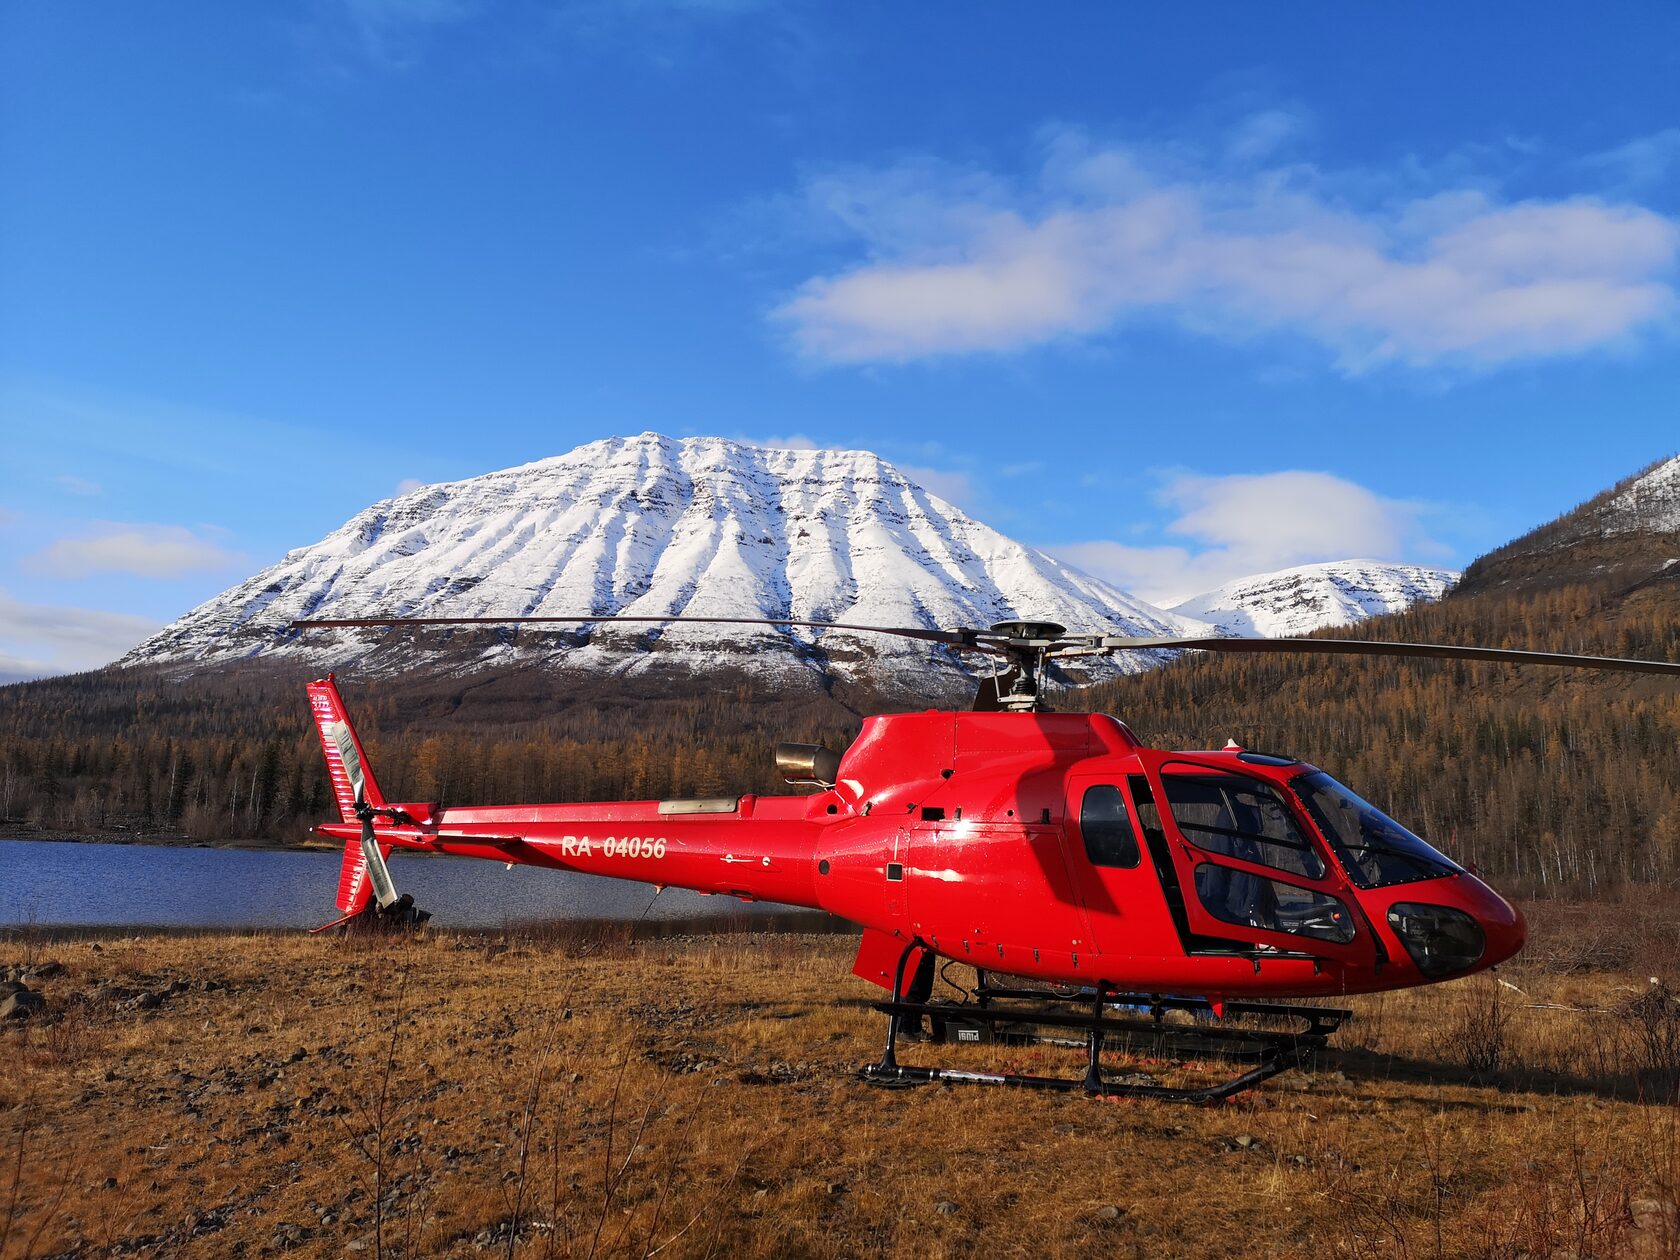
(1603, 454, 1680, 535)
(1165, 560, 1459, 638)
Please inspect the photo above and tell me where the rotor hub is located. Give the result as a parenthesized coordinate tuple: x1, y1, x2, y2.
(988, 620, 1066, 642)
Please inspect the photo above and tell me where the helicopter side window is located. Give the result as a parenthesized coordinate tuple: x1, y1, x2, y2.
(1079, 784, 1141, 868)
(1160, 772, 1325, 880)
(1192, 865, 1355, 943)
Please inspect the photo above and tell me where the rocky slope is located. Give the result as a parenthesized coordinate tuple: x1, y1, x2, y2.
(120, 434, 1210, 690)
(1456, 452, 1680, 596)
(1165, 560, 1458, 638)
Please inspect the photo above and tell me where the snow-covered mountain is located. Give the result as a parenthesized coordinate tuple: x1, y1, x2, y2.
(1165, 561, 1459, 638)
(122, 434, 1212, 689)
(1596, 453, 1680, 536)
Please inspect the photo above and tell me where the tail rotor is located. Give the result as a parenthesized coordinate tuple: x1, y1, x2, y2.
(308, 675, 429, 930)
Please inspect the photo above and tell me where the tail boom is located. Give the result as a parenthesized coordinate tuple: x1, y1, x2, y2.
(315, 797, 825, 909)
(307, 676, 827, 921)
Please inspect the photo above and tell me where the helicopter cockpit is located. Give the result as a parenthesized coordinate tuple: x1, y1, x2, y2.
(1134, 754, 1498, 978)
(1152, 765, 1360, 945)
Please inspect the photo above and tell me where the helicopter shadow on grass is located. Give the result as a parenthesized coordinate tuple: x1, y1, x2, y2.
(1315, 1043, 1671, 1108)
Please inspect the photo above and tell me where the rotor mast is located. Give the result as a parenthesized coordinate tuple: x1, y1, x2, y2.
(975, 621, 1067, 712)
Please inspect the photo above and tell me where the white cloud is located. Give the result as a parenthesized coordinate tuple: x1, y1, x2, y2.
(772, 124, 1679, 372)
(26, 523, 246, 580)
(394, 477, 426, 495)
(898, 464, 977, 510)
(1224, 108, 1310, 165)
(731, 433, 823, 451)
(1583, 129, 1680, 192)
(53, 475, 103, 496)
(0, 590, 160, 683)
(1053, 470, 1443, 604)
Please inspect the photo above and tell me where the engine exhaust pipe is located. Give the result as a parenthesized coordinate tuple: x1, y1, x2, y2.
(775, 742, 842, 788)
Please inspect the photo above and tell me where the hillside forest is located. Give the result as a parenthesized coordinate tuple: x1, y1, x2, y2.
(0, 663, 868, 855)
(3, 566, 1680, 899)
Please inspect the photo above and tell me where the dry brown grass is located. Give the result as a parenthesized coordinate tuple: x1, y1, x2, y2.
(2, 906, 1679, 1259)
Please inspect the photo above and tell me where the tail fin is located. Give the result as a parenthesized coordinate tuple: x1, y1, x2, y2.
(332, 837, 377, 917)
(308, 674, 386, 821)
(308, 675, 388, 917)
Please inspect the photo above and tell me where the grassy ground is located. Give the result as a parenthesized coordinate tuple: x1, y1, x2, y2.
(3, 904, 1680, 1259)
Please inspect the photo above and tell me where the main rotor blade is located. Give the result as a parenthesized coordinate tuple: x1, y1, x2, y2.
(291, 613, 994, 653)
(326, 720, 367, 803)
(1088, 634, 1680, 676)
(292, 613, 1680, 676)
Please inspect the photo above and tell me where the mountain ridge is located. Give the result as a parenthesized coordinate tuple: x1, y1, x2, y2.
(1456, 453, 1680, 597)
(117, 433, 1457, 690)
(121, 434, 1204, 689)
(1165, 559, 1459, 638)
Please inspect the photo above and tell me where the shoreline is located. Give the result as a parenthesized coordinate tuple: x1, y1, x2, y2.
(0, 912, 850, 940)
(0, 824, 341, 852)
(1, 834, 847, 935)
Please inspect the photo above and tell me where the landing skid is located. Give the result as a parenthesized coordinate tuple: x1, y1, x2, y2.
(860, 939, 1350, 1103)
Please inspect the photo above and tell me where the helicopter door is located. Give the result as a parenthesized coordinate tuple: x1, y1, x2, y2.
(1134, 754, 1377, 964)
(1060, 777, 1174, 958)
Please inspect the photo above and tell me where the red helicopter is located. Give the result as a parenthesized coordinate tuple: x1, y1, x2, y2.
(294, 614, 1680, 1101)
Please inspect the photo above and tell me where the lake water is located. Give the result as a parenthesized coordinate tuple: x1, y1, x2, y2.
(0, 838, 814, 930)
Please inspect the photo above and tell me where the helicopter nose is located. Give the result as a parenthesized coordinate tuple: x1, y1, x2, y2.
(1444, 873, 1526, 970)
(1472, 879, 1526, 969)
(1380, 875, 1525, 979)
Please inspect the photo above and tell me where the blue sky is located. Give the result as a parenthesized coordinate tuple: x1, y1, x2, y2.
(2, 2, 1677, 680)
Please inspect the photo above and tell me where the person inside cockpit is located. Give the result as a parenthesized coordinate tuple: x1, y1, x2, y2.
(1207, 794, 1277, 928)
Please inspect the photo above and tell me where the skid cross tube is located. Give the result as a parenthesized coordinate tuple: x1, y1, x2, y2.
(860, 982, 1351, 1102)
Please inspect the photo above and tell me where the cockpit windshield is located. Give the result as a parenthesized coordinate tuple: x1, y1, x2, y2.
(1293, 771, 1464, 888)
